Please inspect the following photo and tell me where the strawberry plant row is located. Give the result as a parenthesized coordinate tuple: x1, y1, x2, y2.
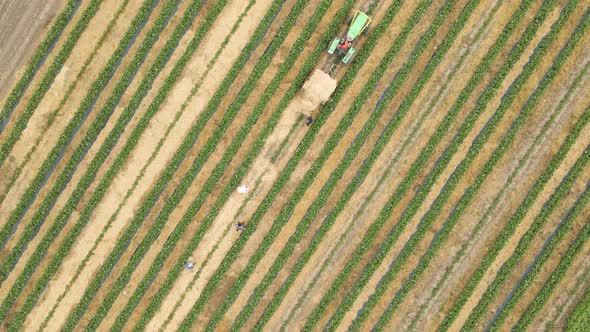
(247, 0, 481, 329)
(370, 4, 586, 331)
(491, 176, 590, 330)
(0, 0, 82, 132)
(89, 0, 309, 329)
(62, 0, 290, 329)
(0, 0, 131, 205)
(17, 0, 225, 326)
(0, 0, 164, 250)
(0, 0, 188, 285)
(409, 54, 589, 330)
(133, 1, 359, 329)
(0, 0, 194, 326)
(440, 7, 589, 330)
(304, 0, 545, 327)
(0, 0, 103, 167)
(181, 0, 412, 329)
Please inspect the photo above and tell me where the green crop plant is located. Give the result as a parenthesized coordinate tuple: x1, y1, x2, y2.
(0, 0, 164, 252)
(0, 0, 81, 133)
(134, 1, 359, 329)
(0, 0, 102, 167)
(236, 0, 484, 329)
(440, 8, 589, 331)
(303, 0, 550, 327)
(491, 178, 590, 330)
(0, 0, 188, 284)
(0, 0, 131, 205)
(368, 5, 588, 331)
(61, 1, 289, 329)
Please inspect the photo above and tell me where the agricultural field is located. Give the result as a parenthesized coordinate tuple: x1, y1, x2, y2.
(0, 0, 589, 330)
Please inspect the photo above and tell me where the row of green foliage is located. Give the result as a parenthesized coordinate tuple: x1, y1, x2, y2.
(90, 0, 308, 330)
(0, 0, 163, 254)
(0, 0, 131, 280)
(303, 0, 546, 327)
(173, 0, 411, 327)
(493, 170, 590, 331)
(0, 0, 187, 327)
(0, 0, 81, 132)
(0, 0, 102, 167)
(440, 5, 588, 330)
(243, 0, 480, 329)
(566, 279, 590, 331)
(373, 3, 586, 331)
(132, 1, 359, 329)
(408, 46, 590, 331)
(14, 0, 219, 328)
(0, 0, 131, 205)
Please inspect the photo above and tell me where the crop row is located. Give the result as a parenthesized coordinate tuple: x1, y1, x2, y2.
(0, 0, 81, 132)
(462, 10, 590, 329)
(0, 0, 131, 205)
(566, 278, 590, 331)
(0, 0, 182, 287)
(175, 0, 426, 327)
(249, 0, 481, 329)
(440, 7, 589, 330)
(548, 262, 590, 329)
(371, 3, 586, 331)
(19, 0, 221, 327)
(0, 0, 102, 168)
(408, 52, 590, 330)
(132, 0, 358, 329)
(491, 171, 590, 330)
(0, 0, 163, 252)
(0, 0, 191, 327)
(86, 0, 305, 329)
(303, 0, 545, 327)
(0, 0, 132, 278)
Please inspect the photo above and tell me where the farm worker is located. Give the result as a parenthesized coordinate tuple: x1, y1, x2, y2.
(237, 185, 250, 194)
(184, 261, 195, 270)
(236, 222, 246, 231)
(305, 116, 313, 126)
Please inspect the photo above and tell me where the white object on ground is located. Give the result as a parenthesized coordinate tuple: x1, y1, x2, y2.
(237, 185, 250, 194)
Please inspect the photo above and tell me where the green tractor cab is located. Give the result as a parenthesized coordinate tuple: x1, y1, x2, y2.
(327, 10, 371, 64)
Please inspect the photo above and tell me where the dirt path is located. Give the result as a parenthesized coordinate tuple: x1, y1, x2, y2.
(0, 0, 135, 290)
(395, 51, 590, 332)
(0, 0, 67, 125)
(443, 11, 590, 329)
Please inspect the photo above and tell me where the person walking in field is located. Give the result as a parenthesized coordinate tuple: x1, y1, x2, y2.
(236, 222, 246, 231)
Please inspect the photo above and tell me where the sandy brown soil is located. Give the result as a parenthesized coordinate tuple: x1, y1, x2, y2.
(0, 0, 66, 108)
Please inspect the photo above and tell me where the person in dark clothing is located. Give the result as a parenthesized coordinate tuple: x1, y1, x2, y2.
(305, 115, 313, 126)
(236, 222, 246, 231)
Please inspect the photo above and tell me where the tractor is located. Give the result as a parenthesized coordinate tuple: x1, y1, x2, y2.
(328, 10, 371, 64)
